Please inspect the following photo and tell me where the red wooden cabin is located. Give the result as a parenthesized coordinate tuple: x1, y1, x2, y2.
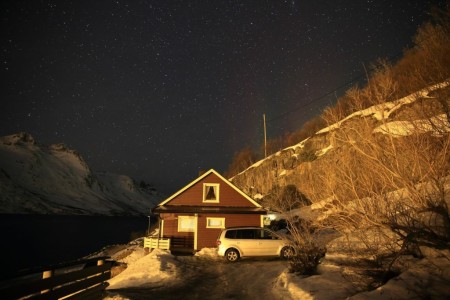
(151, 169, 267, 251)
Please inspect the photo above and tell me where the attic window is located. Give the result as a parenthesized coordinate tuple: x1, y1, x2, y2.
(203, 183, 219, 203)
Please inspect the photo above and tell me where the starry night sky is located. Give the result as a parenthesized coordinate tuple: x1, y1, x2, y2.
(1, 1, 447, 194)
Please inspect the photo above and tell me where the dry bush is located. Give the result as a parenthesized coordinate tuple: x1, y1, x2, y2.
(286, 221, 326, 275)
(224, 146, 257, 178)
(264, 136, 285, 156)
(285, 115, 327, 146)
(392, 6, 450, 97)
(317, 59, 450, 271)
(264, 184, 311, 212)
(266, 184, 325, 275)
(324, 94, 354, 123)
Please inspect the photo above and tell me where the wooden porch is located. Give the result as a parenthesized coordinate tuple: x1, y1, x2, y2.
(143, 236, 195, 251)
(143, 237, 171, 250)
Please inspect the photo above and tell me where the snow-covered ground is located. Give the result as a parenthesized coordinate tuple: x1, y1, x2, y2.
(102, 237, 450, 300)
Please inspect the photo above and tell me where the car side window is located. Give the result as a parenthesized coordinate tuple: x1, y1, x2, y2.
(225, 230, 236, 239)
(236, 229, 256, 239)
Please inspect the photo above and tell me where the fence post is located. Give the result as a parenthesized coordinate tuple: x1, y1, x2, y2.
(41, 270, 53, 294)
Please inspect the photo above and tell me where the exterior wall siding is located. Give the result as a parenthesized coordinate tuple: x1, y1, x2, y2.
(198, 214, 261, 249)
(160, 213, 262, 249)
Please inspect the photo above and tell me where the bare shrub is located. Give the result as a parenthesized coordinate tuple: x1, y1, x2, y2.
(285, 115, 327, 146)
(224, 146, 257, 178)
(318, 59, 450, 271)
(288, 237, 326, 274)
(266, 184, 325, 275)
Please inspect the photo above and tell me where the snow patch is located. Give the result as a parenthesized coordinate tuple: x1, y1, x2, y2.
(253, 193, 264, 200)
(194, 247, 221, 260)
(348, 252, 450, 300)
(107, 249, 179, 290)
(374, 114, 450, 137)
(317, 81, 449, 135)
(316, 144, 333, 157)
(276, 262, 357, 299)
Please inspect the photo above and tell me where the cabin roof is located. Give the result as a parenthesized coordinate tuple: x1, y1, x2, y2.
(156, 169, 262, 208)
(152, 205, 267, 214)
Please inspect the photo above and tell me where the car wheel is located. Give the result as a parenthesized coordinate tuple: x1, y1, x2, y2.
(225, 249, 240, 262)
(281, 246, 294, 259)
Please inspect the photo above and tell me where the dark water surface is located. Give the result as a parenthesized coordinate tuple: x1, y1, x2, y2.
(0, 214, 148, 277)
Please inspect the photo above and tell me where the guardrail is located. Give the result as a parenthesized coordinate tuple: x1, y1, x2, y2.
(144, 237, 171, 250)
(0, 256, 114, 300)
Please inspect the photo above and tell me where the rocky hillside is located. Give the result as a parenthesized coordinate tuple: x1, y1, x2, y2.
(0, 132, 163, 215)
(230, 82, 450, 207)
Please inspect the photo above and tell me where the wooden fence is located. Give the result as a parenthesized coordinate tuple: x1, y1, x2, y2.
(0, 256, 114, 300)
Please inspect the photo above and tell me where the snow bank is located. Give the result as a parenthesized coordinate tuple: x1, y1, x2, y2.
(194, 247, 221, 260)
(107, 249, 179, 289)
(348, 250, 450, 300)
(374, 113, 450, 136)
(276, 262, 358, 299)
(115, 247, 147, 265)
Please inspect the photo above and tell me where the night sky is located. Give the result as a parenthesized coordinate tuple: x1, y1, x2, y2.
(1, 1, 446, 194)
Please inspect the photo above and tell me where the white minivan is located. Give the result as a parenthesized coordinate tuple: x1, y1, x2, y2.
(216, 226, 294, 262)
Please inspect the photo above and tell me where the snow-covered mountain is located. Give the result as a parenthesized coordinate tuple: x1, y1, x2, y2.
(0, 132, 164, 215)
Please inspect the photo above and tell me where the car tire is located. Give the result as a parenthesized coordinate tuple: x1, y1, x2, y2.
(280, 246, 294, 259)
(225, 248, 240, 262)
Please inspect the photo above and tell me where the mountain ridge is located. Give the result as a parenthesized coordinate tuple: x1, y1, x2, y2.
(0, 132, 163, 216)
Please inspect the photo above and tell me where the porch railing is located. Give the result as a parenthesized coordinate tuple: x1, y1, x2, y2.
(144, 237, 171, 250)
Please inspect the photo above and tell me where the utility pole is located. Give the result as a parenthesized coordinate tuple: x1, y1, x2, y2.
(263, 113, 267, 158)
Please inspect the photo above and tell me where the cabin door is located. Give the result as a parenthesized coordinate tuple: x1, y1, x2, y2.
(177, 215, 198, 250)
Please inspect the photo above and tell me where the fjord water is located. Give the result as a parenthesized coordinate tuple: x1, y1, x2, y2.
(1, 214, 148, 277)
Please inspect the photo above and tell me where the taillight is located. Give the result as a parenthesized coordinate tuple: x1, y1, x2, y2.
(216, 240, 221, 246)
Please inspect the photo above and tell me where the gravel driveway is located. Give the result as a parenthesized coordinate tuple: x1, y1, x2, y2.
(106, 254, 292, 300)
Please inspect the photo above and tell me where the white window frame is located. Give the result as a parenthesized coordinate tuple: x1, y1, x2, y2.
(178, 216, 196, 232)
(206, 217, 225, 229)
(203, 183, 220, 203)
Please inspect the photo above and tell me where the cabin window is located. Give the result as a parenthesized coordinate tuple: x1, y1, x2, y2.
(206, 217, 225, 229)
(203, 183, 220, 203)
(178, 216, 195, 232)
